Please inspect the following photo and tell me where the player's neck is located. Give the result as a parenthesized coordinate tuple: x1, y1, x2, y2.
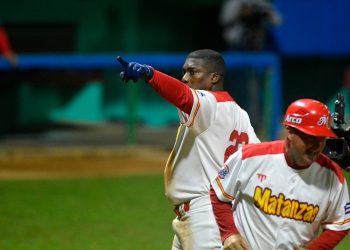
(211, 83, 224, 92)
(284, 146, 311, 170)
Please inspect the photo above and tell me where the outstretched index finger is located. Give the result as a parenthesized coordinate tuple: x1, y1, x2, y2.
(116, 56, 129, 67)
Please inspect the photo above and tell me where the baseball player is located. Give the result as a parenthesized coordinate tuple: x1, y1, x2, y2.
(210, 99, 350, 250)
(117, 49, 260, 249)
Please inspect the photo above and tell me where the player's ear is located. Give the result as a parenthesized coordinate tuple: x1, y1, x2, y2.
(285, 126, 291, 134)
(285, 126, 294, 139)
(211, 72, 221, 84)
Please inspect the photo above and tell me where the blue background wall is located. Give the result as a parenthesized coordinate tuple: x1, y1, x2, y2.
(274, 0, 350, 56)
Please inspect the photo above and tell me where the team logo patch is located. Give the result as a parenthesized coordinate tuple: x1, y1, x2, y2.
(218, 164, 229, 179)
(345, 202, 350, 215)
(317, 116, 329, 127)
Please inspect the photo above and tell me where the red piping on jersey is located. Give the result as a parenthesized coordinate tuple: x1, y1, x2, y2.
(211, 91, 236, 103)
(242, 140, 284, 160)
(315, 154, 345, 184)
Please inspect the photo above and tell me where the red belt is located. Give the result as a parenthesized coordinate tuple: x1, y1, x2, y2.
(174, 201, 190, 219)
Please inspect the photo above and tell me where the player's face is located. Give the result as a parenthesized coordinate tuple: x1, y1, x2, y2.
(286, 127, 326, 168)
(182, 58, 215, 90)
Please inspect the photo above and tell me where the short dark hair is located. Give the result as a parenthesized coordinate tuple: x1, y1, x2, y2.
(187, 49, 226, 76)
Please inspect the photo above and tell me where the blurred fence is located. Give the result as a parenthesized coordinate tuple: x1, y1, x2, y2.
(0, 52, 281, 141)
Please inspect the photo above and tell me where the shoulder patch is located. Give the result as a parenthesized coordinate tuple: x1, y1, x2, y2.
(218, 164, 230, 179)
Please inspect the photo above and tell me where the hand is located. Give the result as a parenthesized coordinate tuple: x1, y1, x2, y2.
(116, 56, 154, 83)
(223, 234, 250, 250)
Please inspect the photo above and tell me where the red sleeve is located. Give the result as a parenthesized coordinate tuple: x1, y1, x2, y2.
(147, 70, 193, 114)
(0, 27, 12, 54)
(210, 185, 239, 243)
(307, 229, 349, 249)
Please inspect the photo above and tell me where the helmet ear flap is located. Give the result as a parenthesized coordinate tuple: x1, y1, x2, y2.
(283, 99, 336, 138)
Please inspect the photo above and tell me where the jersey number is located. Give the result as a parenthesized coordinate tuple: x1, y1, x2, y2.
(224, 130, 249, 162)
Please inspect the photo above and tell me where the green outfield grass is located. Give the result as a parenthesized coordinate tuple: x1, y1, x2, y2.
(0, 174, 349, 250)
(0, 176, 174, 250)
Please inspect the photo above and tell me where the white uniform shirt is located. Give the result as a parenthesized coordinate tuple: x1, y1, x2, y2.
(212, 140, 350, 250)
(164, 89, 260, 205)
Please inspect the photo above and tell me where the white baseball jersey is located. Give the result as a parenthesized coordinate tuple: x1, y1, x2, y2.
(212, 140, 350, 249)
(164, 89, 260, 206)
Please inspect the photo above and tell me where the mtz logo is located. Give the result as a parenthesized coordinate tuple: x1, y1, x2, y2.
(285, 115, 302, 124)
(317, 116, 329, 126)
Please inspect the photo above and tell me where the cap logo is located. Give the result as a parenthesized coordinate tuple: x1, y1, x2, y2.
(317, 116, 329, 126)
(285, 115, 302, 124)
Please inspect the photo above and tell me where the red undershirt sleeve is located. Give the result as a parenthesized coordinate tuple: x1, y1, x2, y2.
(307, 229, 349, 249)
(147, 69, 193, 114)
(210, 185, 239, 243)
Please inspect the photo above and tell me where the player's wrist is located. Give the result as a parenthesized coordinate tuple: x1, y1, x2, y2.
(222, 232, 239, 244)
(143, 65, 154, 82)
